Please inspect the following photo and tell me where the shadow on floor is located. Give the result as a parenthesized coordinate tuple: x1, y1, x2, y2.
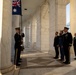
(20, 56, 65, 69)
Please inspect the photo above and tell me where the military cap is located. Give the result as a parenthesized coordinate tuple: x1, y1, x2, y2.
(64, 27, 69, 30)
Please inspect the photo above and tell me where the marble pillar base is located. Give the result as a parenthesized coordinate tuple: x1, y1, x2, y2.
(1, 65, 15, 75)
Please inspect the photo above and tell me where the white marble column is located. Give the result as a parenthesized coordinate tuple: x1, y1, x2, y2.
(55, 0, 66, 31)
(31, 16, 37, 49)
(49, 0, 67, 51)
(36, 9, 41, 51)
(49, 0, 56, 51)
(11, 15, 20, 60)
(0, 0, 14, 75)
(41, 2, 50, 52)
(29, 19, 32, 49)
(25, 25, 27, 48)
(25, 24, 30, 48)
(70, 0, 76, 35)
(0, 1, 3, 74)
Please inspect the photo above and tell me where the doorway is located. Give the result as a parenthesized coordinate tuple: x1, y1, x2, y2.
(66, 3, 70, 32)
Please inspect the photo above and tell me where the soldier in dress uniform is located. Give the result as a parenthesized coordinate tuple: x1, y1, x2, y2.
(14, 27, 22, 66)
(73, 33, 76, 60)
(53, 32, 59, 59)
(63, 27, 72, 64)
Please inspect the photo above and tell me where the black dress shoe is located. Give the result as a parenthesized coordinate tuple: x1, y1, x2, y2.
(63, 62, 70, 64)
(74, 58, 76, 60)
(54, 57, 58, 59)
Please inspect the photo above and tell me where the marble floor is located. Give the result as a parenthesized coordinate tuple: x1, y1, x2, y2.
(18, 50, 76, 75)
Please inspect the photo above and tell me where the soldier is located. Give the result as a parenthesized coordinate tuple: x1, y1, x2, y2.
(63, 27, 72, 64)
(73, 33, 76, 60)
(14, 27, 22, 66)
(53, 32, 59, 59)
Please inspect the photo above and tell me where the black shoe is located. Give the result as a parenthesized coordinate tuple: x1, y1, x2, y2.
(54, 57, 58, 59)
(74, 58, 76, 60)
(63, 61, 70, 64)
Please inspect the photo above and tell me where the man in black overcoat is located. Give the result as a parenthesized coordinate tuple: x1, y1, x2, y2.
(63, 27, 72, 64)
(54, 32, 59, 59)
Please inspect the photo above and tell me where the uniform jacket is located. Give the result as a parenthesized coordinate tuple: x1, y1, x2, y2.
(63, 32, 72, 47)
(14, 33, 21, 49)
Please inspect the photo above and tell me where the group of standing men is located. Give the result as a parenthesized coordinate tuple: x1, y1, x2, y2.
(54, 27, 76, 64)
(14, 27, 24, 66)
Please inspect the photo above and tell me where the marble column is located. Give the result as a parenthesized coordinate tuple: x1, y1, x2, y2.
(55, 0, 66, 31)
(70, 0, 76, 35)
(31, 16, 37, 49)
(41, 2, 50, 52)
(29, 19, 32, 49)
(49, 0, 56, 51)
(36, 9, 41, 51)
(25, 24, 30, 48)
(0, 0, 14, 75)
(0, 1, 3, 74)
(25, 25, 27, 48)
(49, 0, 67, 51)
(70, 0, 76, 54)
(11, 15, 20, 60)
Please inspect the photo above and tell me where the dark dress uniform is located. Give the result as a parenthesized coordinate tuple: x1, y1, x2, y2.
(73, 37, 76, 57)
(63, 32, 72, 64)
(14, 33, 21, 65)
(54, 36, 59, 58)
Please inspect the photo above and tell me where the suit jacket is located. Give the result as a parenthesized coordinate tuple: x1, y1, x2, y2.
(59, 35, 63, 46)
(54, 36, 59, 47)
(63, 32, 72, 47)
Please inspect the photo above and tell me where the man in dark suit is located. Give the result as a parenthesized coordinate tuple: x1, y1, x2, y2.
(59, 30, 64, 61)
(63, 27, 72, 64)
(14, 27, 22, 66)
(73, 33, 76, 60)
(54, 32, 59, 59)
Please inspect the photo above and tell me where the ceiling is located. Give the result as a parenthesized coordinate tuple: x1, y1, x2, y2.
(22, 0, 45, 21)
